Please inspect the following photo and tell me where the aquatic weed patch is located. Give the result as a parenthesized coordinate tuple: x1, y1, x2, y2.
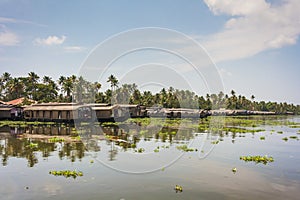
(49, 170, 83, 179)
(48, 137, 65, 143)
(26, 142, 38, 149)
(176, 144, 196, 152)
(240, 155, 274, 165)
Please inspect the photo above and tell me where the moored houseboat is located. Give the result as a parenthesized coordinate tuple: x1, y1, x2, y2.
(91, 104, 126, 122)
(165, 108, 208, 118)
(0, 103, 23, 120)
(23, 103, 92, 122)
(118, 104, 147, 118)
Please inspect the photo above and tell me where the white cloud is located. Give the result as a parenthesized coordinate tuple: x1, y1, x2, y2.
(34, 35, 66, 46)
(0, 25, 19, 46)
(64, 46, 86, 53)
(203, 0, 300, 63)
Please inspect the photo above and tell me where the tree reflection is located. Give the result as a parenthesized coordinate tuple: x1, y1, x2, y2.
(0, 136, 88, 167)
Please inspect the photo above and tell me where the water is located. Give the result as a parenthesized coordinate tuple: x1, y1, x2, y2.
(0, 116, 300, 200)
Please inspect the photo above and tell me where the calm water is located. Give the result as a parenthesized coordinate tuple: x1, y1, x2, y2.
(1, 116, 300, 200)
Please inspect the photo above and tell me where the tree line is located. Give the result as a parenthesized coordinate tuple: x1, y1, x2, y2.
(1, 72, 299, 114)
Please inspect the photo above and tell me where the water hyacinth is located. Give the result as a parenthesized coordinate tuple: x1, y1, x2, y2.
(260, 136, 265, 140)
(240, 155, 274, 165)
(49, 170, 83, 179)
(27, 142, 38, 149)
(48, 137, 65, 143)
(176, 145, 195, 152)
(174, 185, 183, 193)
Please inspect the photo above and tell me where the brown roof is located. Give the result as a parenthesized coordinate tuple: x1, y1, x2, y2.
(5, 97, 35, 106)
(24, 103, 90, 111)
(5, 97, 25, 105)
(31, 102, 78, 107)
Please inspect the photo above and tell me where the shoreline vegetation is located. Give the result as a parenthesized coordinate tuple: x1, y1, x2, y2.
(0, 72, 299, 115)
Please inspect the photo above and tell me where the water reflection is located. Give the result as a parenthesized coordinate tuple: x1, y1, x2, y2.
(2, 116, 295, 167)
(0, 124, 93, 167)
(0, 121, 199, 167)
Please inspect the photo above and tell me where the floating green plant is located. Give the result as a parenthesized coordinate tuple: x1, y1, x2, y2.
(154, 149, 159, 153)
(135, 148, 145, 153)
(211, 140, 219, 144)
(289, 136, 298, 139)
(48, 137, 65, 143)
(277, 131, 283, 134)
(71, 136, 81, 141)
(232, 167, 237, 173)
(27, 142, 38, 149)
(176, 145, 195, 152)
(289, 125, 300, 128)
(131, 143, 136, 148)
(282, 137, 288, 141)
(240, 155, 274, 165)
(260, 136, 265, 140)
(49, 170, 83, 179)
(174, 185, 183, 193)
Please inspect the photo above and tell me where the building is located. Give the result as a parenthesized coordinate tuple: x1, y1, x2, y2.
(23, 103, 92, 122)
(91, 104, 126, 122)
(0, 103, 23, 120)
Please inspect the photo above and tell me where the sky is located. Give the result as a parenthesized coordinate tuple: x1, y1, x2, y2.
(0, 0, 300, 104)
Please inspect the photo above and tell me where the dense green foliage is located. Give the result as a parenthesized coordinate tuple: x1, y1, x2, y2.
(1, 72, 299, 114)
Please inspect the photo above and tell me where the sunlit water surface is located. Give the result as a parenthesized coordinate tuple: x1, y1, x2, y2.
(1, 116, 300, 200)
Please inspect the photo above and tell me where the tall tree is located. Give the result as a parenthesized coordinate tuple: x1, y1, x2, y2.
(107, 75, 119, 92)
(27, 72, 40, 100)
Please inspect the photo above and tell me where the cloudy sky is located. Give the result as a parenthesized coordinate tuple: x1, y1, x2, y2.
(0, 0, 300, 104)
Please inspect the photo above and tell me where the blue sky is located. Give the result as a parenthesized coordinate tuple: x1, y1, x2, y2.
(0, 0, 300, 104)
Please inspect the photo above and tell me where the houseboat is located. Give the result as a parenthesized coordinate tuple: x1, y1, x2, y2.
(23, 103, 92, 122)
(0, 103, 23, 120)
(91, 104, 127, 122)
(165, 108, 209, 119)
(118, 104, 147, 118)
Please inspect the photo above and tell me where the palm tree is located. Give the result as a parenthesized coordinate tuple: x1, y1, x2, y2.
(231, 90, 236, 97)
(27, 72, 40, 100)
(0, 72, 12, 100)
(8, 78, 24, 99)
(107, 75, 119, 92)
(61, 78, 73, 102)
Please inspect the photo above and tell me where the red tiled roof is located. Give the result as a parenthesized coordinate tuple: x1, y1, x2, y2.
(5, 97, 25, 105)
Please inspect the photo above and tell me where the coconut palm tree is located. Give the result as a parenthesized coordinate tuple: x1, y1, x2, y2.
(27, 72, 40, 100)
(107, 74, 119, 92)
(0, 72, 12, 100)
(8, 78, 24, 99)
